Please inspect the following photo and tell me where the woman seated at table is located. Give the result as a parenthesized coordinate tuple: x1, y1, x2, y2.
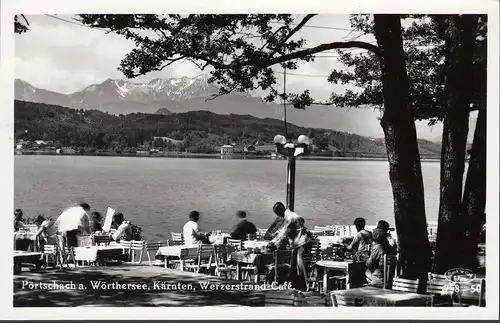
(14, 209, 25, 232)
(90, 211, 104, 234)
(110, 213, 133, 242)
(365, 227, 396, 287)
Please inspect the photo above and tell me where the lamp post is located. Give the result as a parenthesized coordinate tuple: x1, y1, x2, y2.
(274, 134, 310, 211)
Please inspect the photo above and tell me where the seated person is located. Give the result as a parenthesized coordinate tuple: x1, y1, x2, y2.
(263, 202, 286, 240)
(365, 227, 396, 287)
(90, 211, 104, 234)
(229, 210, 257, 240)
(376, 220, 397, 251)
(111, 213, 132, 242)
(344, 217, 373, 262)
(183, 211, 211, 246)
(14, 209, 25, 231)
(14, 208, 30, 251)
(34, 214, 57, 251)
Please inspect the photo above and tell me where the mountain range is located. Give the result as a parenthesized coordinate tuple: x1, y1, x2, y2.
(14, 76, 476, 142)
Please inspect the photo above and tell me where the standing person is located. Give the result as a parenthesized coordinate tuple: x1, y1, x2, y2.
(110, 212, 132, 242)
(55, 203, 91, 249)
(263, 202, 286, 241)
(267, 203, 313, 291)
(344, 217, 373, 262)
(183, 211, 211, 246)
(229, 210, 257, 240)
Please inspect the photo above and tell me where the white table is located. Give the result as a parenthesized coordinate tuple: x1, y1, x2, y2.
(243, 240, 269, 250)
(316, 236, 345, 248)
(316, 260, 366, 292)
(74, 246, 126, 266)
(156, 245, 199, 269)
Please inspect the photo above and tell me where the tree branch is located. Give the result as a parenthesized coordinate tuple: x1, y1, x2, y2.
(273, 14, 316, 51)
(263, 41, 381, 67)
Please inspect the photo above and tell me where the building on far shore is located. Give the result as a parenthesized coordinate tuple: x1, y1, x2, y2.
(220, 145, 234, 155)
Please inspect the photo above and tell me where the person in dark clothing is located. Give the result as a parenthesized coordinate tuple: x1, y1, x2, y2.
(365, 227, 396, 287)
(264, 202, 286, 241)
(229, 210, 257, 240)
(345, 217, 373, 262)
(90, 211, 103, 233)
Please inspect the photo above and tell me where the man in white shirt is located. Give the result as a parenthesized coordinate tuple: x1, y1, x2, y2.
(55, 203, 91, 248)
(182, 211, 210, 246)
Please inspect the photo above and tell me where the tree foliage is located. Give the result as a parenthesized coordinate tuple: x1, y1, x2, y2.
(15, 15, 29, 34)
(329, 15, 487, 125)
(78, 14, 380, 107)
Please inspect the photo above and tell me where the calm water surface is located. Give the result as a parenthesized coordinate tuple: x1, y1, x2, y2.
(14, 156, 440, 241)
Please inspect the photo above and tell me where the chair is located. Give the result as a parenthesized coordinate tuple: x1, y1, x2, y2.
(171, 232, 184, 243)
(93, 235, 111, 246)
(383, 254, 397, 289)
(246, 234, 260, 241)
(427, 273, 454, 307)
(455, 279, 486, 307)
(305, 241, 323, 292)
(330, 292, 362, 307)
(184, 245, 214, 273)
(257, 228, 267, 237)
(119, 241, 132, 262)
(273, 250, 293, 283)
(392, 277, 419, 293)
(227, 239, 243, 251)
(42, 244, 59, 268)
(127, 240, 145, 264)
(213, 244, 237, 278)
(145, 241, 167, 266)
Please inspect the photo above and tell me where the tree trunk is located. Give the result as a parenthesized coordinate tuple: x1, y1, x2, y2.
(460, 107, 486, 269)
(373, 15, 432, 285)
(433, 15, 476, 273)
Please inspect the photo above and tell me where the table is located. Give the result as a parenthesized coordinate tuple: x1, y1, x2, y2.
(331, 286, 430, 306)
(156, 245, 199, 269)
(243, 240, 269, 250)
(74, 246, 126, 266)
(228, 251, 274, 283)
(316, 236, 345, 248)
(14, 232, 38, 251)
(316, 260, 366, 292)
(13, 251, 43, 274)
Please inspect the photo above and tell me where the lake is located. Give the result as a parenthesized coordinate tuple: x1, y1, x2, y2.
(14, 155, 441, 241)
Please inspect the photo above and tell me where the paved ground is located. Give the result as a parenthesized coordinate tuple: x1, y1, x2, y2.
(13, 265, 328, 307)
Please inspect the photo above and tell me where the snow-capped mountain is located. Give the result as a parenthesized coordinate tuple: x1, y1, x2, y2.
(14, 76, 451, 140)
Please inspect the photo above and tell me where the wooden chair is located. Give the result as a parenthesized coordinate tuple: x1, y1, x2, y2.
(246, 234, 261, 241)
(227, 239, 243, 251)
(392, 277, 419, 293)
(213, 244, 237, 278)
(273, 250, 293, 283)
(427, 273, 454, 307)
(456, 278, 486, 307)
(127, 240, 145, 264)
(330, 292, 362, 307)
(93, 235, 111, 246)
(184, 245, 214, 273)
(42, 244, 59, 268)
(145, 241, 167, 266)
(119, 241, 132, 262)
(305, 241, 323, 292)
(171, 232, 183, 243)
(383, 254, 397, 289)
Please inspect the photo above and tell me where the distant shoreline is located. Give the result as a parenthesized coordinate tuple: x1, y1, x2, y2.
(14, 150, 443, 162)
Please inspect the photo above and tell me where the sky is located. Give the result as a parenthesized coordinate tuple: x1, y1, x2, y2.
(15, 14, 369, 99)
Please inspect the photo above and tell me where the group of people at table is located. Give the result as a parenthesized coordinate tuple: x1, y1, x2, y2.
(15, 201, 397, 291)
(182, 202, 397, 291)
(14, 203, 133, 260)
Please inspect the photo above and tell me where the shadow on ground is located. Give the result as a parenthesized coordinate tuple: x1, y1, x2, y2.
(13, 265, 288, 307)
